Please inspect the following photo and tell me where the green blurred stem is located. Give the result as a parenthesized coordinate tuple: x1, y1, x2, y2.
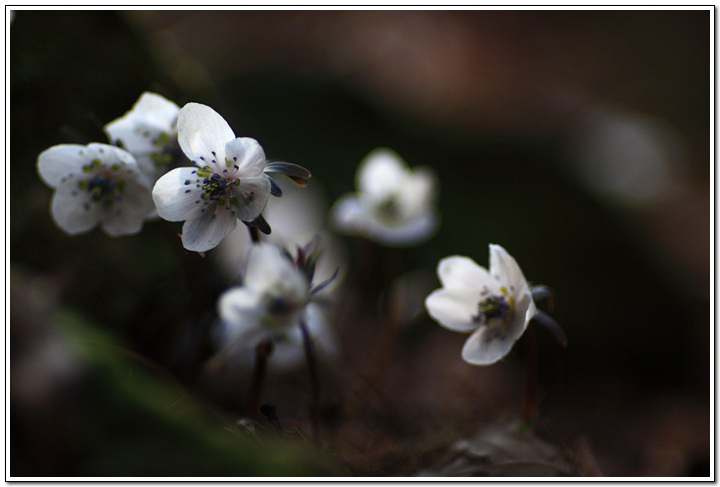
(300, 319, 321, 445)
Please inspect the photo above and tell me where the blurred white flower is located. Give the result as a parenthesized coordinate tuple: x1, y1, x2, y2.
(215, 177, 345, 293)
(330, 148, 439, 246)
(216, 296, 339, 371)
(152, 103, 273, 252)
(563, 106, 687, 207)
(104, 92, 183, 182)
(37, 143, 154, 236)
(425, 244, 537, 366)
(216, 243, 338, 366)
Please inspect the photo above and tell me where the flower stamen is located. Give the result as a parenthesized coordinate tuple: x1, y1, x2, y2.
(473, 293, 513, 326)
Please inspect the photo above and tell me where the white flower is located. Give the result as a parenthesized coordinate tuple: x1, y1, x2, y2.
(330, 148, 439, 246)
(425, 244, 537, 366)
(152, 103, 273, 252)
(217, 243, 335, 355)
(37, 143, 154, 236)
(104, 92, 182, 181)
(215, 177, 345, 294)
(215, 299, 339, 371)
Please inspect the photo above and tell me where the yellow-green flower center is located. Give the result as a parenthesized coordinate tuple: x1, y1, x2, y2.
(473, 287, 514, 326)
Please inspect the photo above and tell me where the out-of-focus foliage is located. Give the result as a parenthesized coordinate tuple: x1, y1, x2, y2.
(11, 281, 338, 476)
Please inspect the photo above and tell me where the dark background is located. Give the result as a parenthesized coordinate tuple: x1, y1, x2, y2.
(10, 9, 710, 477)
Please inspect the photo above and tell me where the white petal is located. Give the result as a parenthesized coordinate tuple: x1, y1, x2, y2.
(50, 179, 101, 235)
(488, 244, 531, 295)
(177, 103, 234, 164)
(508, 290, 536, 339)
(105, 119, 167, 157)
(304, 303, 339, 359)
(100, 184, 155, 236)
(99, 205, 147, 236)
(104, 93, 178, 148)
(218, 287, 265, 342)
(37, 144, 87, 187)
(329, 194, 366, 234)
(118, 177, 155, 216)
(85, 143, 138, 169)
(461, 325, 518, 366)
(270, 303, 339, 370)
(399, 166, 437, 217)
(230, 175, 271, 223)
(357, 148, 407, 199)
(245, 244, 306, 295)
(181, 206, 238, 252)
(437, 256, 493, 293)
(425, 288, 479, 332)
(364, 211, 439, 247)
(225, 137, 266, 177)
(128, 92, 180, 128)
(460, 286, 536, 366)
(152, 167, 204, 222)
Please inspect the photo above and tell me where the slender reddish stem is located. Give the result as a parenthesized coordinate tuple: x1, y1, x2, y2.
(522, 326, 538, 422)
(245, 339, 273, 417)
(300, 320, 321, 445)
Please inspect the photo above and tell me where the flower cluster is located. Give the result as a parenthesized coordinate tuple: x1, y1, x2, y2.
(36, 89, 564, 433)
(35, 92, 329, 378)
(37, 94, 310, 252)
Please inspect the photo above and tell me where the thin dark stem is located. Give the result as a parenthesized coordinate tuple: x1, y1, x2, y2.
(245, 339, 273, 417)
(361, 246, 402, 387)
(522, 326, 538, 422)
(300, 319, 321, 445)
(249, 225, 261, 244)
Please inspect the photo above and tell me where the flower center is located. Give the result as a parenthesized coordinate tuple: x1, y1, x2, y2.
(375, 194, 402, 223)
(196, 165, 240, 207)
(472, 287, 514, 326)
(150, 132, 184, 169)
(77, 159, 125, 205)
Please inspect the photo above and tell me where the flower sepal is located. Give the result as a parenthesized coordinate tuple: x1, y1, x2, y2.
(532, 310, 567, 347)
(264, 161, 312, 187)
(528, 285, 566, 347)
(244, 214, 272, 235)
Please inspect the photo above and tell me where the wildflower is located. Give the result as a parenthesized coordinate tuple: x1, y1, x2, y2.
(425, 244, 540, 365)
(104, 92, 183, 182)
(152, 103, 309, 252)
(36, 143, 154, 236)
(217, 242, 336, 354)
(330, 148, 439, 246)
(215, 177, 345, 294)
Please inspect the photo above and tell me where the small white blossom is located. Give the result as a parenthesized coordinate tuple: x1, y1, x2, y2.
(215, 298, 339, 371)
(37, 143, 155, 236)
(215, 177, 345, 294)
(425, 244, 537, 366)
(104, 92, 182, 182)
(330, 148, 439, 246)
(217, 243, 334, 356)
(152, 103, 273, 252)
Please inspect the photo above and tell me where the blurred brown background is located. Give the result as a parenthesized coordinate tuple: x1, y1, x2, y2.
(10, 9, 710, 477)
